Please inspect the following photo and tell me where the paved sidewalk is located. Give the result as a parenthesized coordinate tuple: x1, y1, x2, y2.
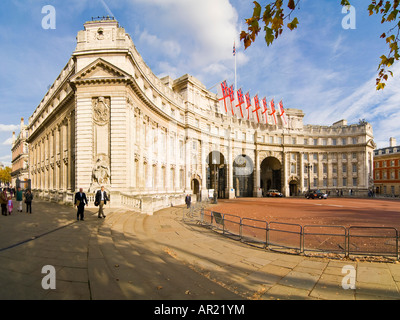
(0, 200, 399, 300)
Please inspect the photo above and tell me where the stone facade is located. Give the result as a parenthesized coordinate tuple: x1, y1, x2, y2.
(26, 19, 376, 214)
(11, 118, 30, 188)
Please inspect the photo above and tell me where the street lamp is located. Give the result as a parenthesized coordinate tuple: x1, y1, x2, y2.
(212, 159, 218, 204)
(306, 163, 313, 192)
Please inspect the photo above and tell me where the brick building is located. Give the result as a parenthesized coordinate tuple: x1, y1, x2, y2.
(374, 137, 400, 196)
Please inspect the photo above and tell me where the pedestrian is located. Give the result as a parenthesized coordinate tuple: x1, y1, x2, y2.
(7, 196, 13, 215)
(74, 188, 88, 221)
(24, 189, 33, 213)
(95, 186, 109, 218)
(16, 187, 23, 212)
(0, 189, 7, 216)
(185, 194, 191, 209)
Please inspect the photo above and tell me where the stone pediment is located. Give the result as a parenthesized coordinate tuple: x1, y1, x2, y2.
(70, 58, 131, 84)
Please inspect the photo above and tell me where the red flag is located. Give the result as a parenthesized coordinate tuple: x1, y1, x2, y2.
(252, 95, 261, 123)
(279, 100, 287, 125)
(236, 88, 245, 118)
(217, 81, 229, 114)
(269, 99, 278, 125)
(261, 97, 269, 125)
(245, 92, 252, 121)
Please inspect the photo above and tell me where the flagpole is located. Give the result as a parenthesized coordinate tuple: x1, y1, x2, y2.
(234, 41, 237, 92)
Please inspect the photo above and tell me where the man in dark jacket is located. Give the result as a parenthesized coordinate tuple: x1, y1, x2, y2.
(95, 186, 109, 218)
(75, 188, 88, 221)
(0, 189, 7, 216)
(185, 194, 191, 209)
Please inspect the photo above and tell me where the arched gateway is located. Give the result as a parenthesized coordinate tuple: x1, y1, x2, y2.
(24, 18, 375, 215)
(260, 157, 282, 196)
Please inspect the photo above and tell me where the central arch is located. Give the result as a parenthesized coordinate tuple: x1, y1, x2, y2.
(233, 154, 254, 197)
(260, 157, 282, 196)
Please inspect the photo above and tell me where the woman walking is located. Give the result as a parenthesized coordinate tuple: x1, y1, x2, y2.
(16, 187, 23, 212)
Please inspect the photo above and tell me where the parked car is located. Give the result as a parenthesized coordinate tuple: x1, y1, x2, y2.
(266, 189, 283, 197)
(305, 189, 328, 199)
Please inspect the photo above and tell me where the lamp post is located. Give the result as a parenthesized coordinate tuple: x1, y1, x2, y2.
(212, 160, 218, 204)
(306, 163, 312, 192)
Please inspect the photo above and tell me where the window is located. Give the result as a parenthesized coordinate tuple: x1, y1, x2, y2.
(352, 164, 357, 173)
(343, 178, 347, 187)
(332, 165, 337, 174)
(342, 138, 347, 145)
(352, 137, 358, 144)
(342, 153, 347, 160)
(313, 153, 318, 161)
(292, 137, 297, 145)
(323, 178, 327, 187)
(304, 153, 308, 161)
(353, 178, 357, 186)
(342, 164, 347, 173)
(304, 138, 308, 145)
(352, 153, 357, 160)
(291, 164, 296, 174)
(333, 178, 338, 187)
(313, 178, 318, 187)
(277, 137, 282, 144)
(332, 139, 337, 146)
(323, 164, 327, 174)
(269, 136, 274, 144)
(313, 139, 318, 146)
(322, 139, 327, 146)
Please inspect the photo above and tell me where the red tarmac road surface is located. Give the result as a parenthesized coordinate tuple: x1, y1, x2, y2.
(211, 197, 400, 230)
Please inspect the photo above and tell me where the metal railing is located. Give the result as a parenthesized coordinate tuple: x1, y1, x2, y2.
(183, 207, 400, 261)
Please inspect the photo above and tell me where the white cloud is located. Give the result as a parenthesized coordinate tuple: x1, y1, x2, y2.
(2, 138, 13, 146)
(0, 124, 19, 132)
(129, 0, 241, 75)
(139, 30, 181, 58)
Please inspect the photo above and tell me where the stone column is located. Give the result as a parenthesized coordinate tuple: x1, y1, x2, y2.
(227, 138, 235, 199)
(253, 149, 262, 197)
(185, 136, 191, 192)
(200, 140, 207, 200)
(299, 152, 304, 193)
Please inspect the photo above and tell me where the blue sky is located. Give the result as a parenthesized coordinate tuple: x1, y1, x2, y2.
(1, 0, 399, 167)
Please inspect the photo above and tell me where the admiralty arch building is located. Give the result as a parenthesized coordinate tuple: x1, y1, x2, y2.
(26, 19, 376, 214)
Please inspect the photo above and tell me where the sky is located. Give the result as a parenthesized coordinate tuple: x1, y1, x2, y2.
(1, 0, 399, 167)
